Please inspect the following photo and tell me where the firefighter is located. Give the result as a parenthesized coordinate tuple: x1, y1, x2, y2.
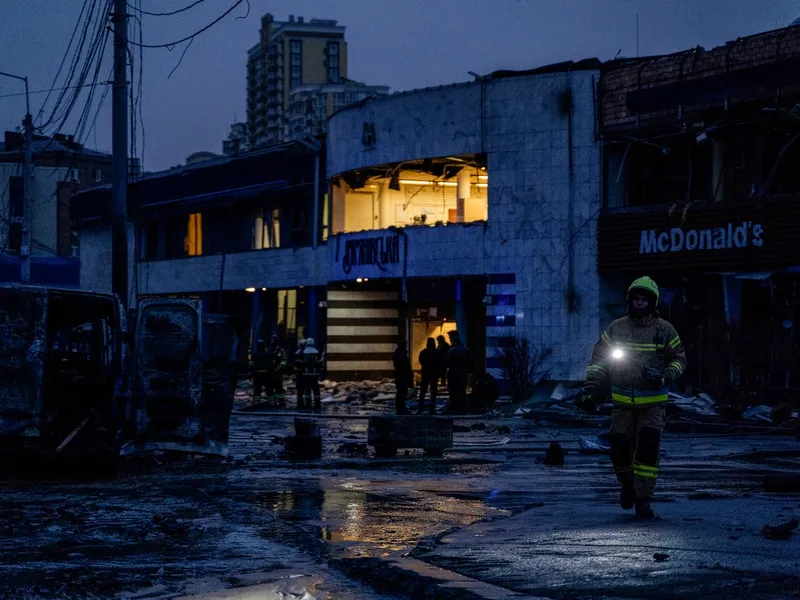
(301, 338, 322, 410)
(294, 338, 307, 409)
(252, 339, 268, 402)
(417, 337, 440, 414)
(444, 331, 471, 414)
(582, 276, 686, 520)
(266, 334, 287, 406)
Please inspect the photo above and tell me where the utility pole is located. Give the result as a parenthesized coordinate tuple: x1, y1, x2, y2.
(112, 0, 129, 306)
(0, 71, 31, 283)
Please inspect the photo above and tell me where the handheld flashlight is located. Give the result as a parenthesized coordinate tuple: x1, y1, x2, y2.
(611, 348, 625, 361)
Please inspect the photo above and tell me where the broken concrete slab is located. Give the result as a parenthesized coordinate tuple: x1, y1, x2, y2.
(762, 519, 798, 541)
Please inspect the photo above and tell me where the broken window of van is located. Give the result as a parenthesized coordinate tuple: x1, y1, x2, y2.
(332, 155, 488, 233)
(132, 302, 202, 447)
(140, 305, 198, 374)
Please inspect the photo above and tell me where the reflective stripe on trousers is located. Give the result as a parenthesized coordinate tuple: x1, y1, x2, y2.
(611, 385, 669, 405)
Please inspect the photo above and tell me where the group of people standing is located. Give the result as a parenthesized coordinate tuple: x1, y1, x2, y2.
(253, 328, 474, 415)
(392, 330, 472, 415)
(252, 336, 323, 410)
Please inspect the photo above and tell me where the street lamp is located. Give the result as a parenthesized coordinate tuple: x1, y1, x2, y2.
(0, 70, 32, 283)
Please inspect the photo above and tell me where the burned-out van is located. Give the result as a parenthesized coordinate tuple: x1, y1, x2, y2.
(0, 286, 236, 465)
(123, 298, 238, 456)
(0, 286, 126, 461)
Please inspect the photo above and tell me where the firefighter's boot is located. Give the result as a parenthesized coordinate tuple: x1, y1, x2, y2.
(635, 498, 655, 520)
(620, 484, 636, 510)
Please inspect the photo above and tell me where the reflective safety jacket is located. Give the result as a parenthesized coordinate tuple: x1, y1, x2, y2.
(585, 313, 686, 406)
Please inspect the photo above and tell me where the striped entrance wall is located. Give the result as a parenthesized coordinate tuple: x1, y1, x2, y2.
(326, 290, 400, 381)
(484, 274, 517, 388)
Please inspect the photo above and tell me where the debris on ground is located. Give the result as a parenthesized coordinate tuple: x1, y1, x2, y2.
(337, 442, 369, 456)
(744, 405, 774, 423)
(763, 474, 800, 493)
(762, 519, 798, 541)
(653, 553, 670, 562)
(470, 423, 486, 431)
(451, 437, 510, 451)
(578, 436, 610, 454)
(537, 442, 567, 466)
(284, 418, 322, 459)
(496, 425, 511, 434)
(453, 425, 471, 433)
(670, 392, 718, 417)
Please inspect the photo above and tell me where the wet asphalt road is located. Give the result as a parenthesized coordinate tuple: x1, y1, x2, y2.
(0, 396, 799, 599)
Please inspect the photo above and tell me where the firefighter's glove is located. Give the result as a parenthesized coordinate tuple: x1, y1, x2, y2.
(576, 394, 597, 414)
(643, 365, 666, 387)
(577, 384, 601, 414)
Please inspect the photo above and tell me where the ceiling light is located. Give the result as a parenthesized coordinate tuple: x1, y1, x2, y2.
(399, 179, 484, 187)
(478, 175, 488, 181)
(261, 287, 267, 291)
(356, 278, 363, 283)
(245, 287, 256, 293)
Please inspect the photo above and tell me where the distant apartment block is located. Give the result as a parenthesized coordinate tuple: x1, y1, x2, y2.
(223, 122, 249, 156)
(288, 82, 390, 139)
(245, 13, 388, 147)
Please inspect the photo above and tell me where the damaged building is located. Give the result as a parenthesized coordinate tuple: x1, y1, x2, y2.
(599, 24, 800, 403)
(74, 61, 604, 389)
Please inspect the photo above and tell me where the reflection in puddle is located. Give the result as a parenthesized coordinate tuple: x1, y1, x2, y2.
(252, 481, 529, 560)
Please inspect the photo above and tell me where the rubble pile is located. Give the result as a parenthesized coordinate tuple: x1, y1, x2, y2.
(503, 381, 798, 435)
(234, 377, 404, 410)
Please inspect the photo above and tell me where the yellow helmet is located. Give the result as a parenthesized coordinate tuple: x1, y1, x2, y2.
(628, 276, 660, 304)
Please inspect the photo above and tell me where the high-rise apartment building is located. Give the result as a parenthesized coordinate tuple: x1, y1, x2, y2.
(247, 14, 346, 147)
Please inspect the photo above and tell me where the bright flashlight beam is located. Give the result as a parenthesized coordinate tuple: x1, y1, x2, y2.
(611, 349, 624, 360)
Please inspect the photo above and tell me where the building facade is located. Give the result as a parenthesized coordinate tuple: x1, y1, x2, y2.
(0, 131, 111, 285)
(323, 63, 602, 382)
(77, 62, 603, 385)
(598, 24, 800, 402)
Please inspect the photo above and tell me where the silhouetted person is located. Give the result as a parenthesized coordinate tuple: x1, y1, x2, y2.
(393, 341, 413, 415)
(265, 334, 287, 406)
(436, 335, 450, 388)
(301, 338, 322, 410)
(418, 337, 440, 414)
(252, 339, 268, 401)
(293, 338, 306, 409)
(445, 331, 471, 413)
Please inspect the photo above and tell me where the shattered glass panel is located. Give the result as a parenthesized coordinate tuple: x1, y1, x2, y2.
(139, 306, 198, 374)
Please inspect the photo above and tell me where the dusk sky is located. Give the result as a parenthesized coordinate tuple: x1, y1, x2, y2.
(0, 0, 797, 172)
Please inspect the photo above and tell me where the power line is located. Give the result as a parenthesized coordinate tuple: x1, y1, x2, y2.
(38, 0, 112, 134)
(0, 81, 111, 101)
(127, 0, 205, 16)
(38, 0, 107, 131)
(125, 0, 247, 48)
(34, 0, 95, 125)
